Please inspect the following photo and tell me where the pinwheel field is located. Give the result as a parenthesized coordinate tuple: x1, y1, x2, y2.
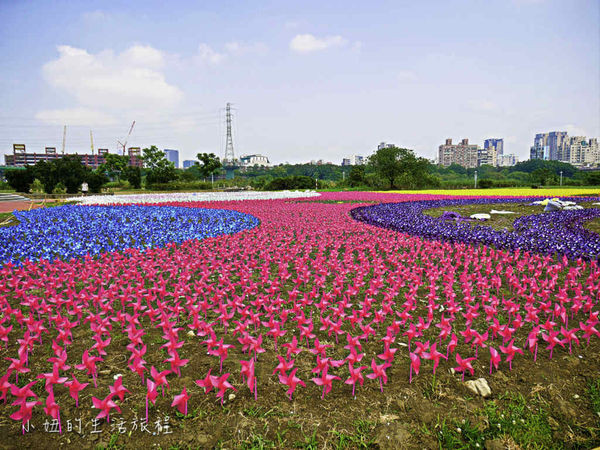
(1, 190, 600, 449)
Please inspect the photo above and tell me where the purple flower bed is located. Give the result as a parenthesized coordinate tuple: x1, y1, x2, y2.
(351, 197, 600, 259)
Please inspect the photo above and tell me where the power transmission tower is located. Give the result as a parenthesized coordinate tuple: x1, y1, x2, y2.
(222, 102, 239, 179)
(223, 103, 235, 163)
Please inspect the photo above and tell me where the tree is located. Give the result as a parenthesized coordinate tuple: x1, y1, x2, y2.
(531, 167, 555, 186)
(368, 146, 430, 189)
(123, 166, 142, 189)
(99, 154, 129, 181)
(347, 165, 366, 187)
(86, 172, 109, 193)
(4, 167, 34, 193)
(196, 153, 222, 179)
(142, 145, 177, 185)
(53, 156, 89, 193)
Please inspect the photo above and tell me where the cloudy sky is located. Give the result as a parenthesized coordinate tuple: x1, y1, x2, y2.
(0, 0, 598, 165)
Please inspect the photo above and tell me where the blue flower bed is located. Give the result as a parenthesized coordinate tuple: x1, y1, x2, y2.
(351, 197, 600, 259)
(0, 205, 259, 265)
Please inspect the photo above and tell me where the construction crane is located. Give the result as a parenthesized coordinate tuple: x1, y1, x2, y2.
(118, 121, 136, 155)
(62, 125, 67, 154)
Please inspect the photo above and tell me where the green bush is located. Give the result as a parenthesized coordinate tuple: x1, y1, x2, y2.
(478, 179, 494, 189)
(264, 175, 317, 191)
(52, 182, 67, 194)
(146, 181, 212, 191)
(31, 179, 44, 193)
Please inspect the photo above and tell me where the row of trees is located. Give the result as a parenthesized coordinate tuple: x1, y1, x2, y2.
(3, 146, 224, 194)
(4, 144, 598, 193)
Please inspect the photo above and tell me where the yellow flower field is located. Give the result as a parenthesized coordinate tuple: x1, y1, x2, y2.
(382, 187, 600, 197)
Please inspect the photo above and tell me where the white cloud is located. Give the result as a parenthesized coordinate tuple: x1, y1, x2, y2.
(35, 107, 117, 126)
(398, 70, 418, 83)
(41, 45, 183, 112)
(224, 41, 268, 56)
(289, 34, 347, 53)
(197, 43, 226, 64)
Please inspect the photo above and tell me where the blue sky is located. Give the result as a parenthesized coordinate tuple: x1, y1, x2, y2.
(0, 0, 598, 164)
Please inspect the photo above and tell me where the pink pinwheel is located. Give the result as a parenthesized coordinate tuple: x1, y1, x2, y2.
(446, 333, 458, 358)
(240, 359, 257, 400)
(453, 353, 475, 381)
(92, 393, 121, 423)
(560, 327, 580, 354)
(489, 347, 501, 374)
(409, 352, 420, 383)
(37, 364, 68, 392)
(273, 355, 295, 376)
(526, 328, 540, 361)
(43, 389, 62, 434)
(214, 373, 237, 406)
(171, 387, 190, 416)
(366, 358, 391, 393)
(145, 379, 158, 423)
(109, 376, 130, 402)
(279, 368, 306, 400)
(75, 350, 101, 387)
(424, 342, 446, 375)
(311, 367, 341, 399)
(10, 400, 40, 434)
(164, 351, 190, 377)
(499, 339, 523, 371)
(542, 330, 566, 359)
(345, 363, 366, 397)
(150, 366, 170, 396)
(580, 321, 600, 345)
(128, 356, 147, 382)
(195, 369, 214, 394)
(0, 373, 12, 403)
(6, 354, 30, 384)
(282, 335, 303, 358)
(65, 374, 88, 408)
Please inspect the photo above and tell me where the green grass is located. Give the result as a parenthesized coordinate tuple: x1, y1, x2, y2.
(241, 433, 276, 450)
(330, 420, 376, 449)
(425, 201, 600, 233)
(588, 378, 600, 418)
(435, 393, 556, 450)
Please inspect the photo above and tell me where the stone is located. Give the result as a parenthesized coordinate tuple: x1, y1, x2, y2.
(470, 213, 491, 220)
(490, 210, 515, 215)
(485, 439, 506, 450)
(374, 423, 412, 450)
(464, 378, 492, 398)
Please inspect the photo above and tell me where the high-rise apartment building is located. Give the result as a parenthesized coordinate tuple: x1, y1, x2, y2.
(530, 132, 567, 161)
(484, 138, 503, 159)
(565, 137, 599, 166)
(164, 149, 179, 168)
(438, 138, 479, 168)
(183, 160, 197, 169)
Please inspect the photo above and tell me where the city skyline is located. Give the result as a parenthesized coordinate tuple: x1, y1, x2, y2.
(0, 0, 598, 165)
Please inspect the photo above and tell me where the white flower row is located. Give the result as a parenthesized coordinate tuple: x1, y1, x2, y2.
(69, 190, 321, 205)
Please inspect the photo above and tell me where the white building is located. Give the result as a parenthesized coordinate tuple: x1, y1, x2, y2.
(498, 154, 519, 167)
(377, 142, 395, 150)
(341, 155, 365, 166)
(240, 154, 270, 167)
